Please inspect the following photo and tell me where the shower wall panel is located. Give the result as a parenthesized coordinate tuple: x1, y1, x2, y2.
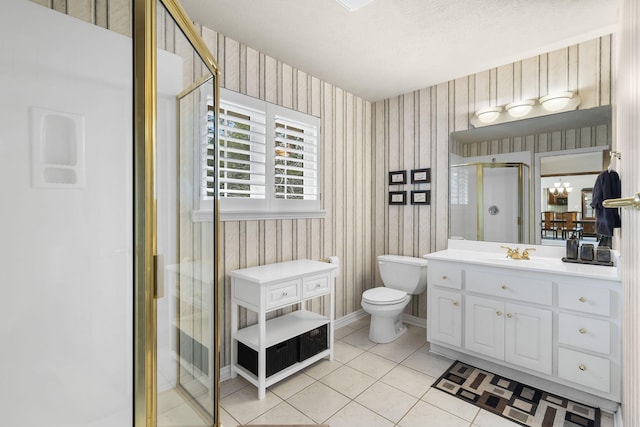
(0, 1, 181, 425)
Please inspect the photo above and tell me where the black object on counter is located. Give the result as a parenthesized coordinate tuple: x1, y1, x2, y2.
(580, 244, 595, 261)
(566, 233, 579, 259)
(596, 246, 612, 263)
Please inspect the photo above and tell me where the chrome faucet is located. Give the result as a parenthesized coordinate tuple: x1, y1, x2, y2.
(501, 246, 536, 260)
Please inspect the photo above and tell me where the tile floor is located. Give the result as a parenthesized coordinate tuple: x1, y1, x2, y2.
(159, 316, 615, 427)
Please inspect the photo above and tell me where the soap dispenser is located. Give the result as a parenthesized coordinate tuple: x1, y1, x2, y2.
(566, 232, 579, 260)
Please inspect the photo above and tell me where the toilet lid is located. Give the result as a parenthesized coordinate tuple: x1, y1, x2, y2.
(363, 287, 407, 305)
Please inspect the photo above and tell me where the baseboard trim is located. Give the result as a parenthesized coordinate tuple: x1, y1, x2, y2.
(402, 313, 427, 329)
(333, 308, 369, 329)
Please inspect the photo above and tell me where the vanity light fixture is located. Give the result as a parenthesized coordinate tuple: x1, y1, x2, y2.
(505, 100, 536, 118)
(471, 92, 581, 127)
(475, 106, 503, 124)
(540, 91, 575, 112)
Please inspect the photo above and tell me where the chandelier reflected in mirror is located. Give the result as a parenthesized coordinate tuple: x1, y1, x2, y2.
(552, 178, 573, 195)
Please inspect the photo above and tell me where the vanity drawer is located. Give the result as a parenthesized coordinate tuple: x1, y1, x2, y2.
(465, 270, 552, 305)
(558, 347, 610, 393)
(428, 262, 462, 289)
(558, 313, 611, 355)
(266, 280, 300, 309)
(302, 274, 330, 298)
(558, 283, 610, 316)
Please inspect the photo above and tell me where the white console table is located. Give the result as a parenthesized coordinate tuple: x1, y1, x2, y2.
(230, 259, 337, 399)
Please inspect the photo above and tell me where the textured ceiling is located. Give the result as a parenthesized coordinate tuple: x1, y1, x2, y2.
(181, 0, 619, 102)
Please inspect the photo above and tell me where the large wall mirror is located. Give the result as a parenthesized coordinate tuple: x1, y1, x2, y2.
(449, 105, 612, 246)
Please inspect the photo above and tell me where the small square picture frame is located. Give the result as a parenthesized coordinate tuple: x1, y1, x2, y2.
(411, 168, 431, 184)
(389, 170, 407, 185)
(389, 191, 407, 205)
(411, 190, 431, 205)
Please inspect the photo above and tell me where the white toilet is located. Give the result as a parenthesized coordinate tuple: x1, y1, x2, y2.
(361, 255, 428, 343)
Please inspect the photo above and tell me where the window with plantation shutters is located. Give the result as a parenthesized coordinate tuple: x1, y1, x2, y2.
(274, 115, 318, 201)
(203, 89, 323, 220)
(218, 99, 267, 204)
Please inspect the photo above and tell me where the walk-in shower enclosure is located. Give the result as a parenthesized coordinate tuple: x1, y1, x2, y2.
(450, 162, 530, 243)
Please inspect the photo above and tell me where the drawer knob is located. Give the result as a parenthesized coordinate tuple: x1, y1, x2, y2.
(453, 301, 459, 306)
(496, 311, 503, 316)
(442, 275, 448, 280)
(501, 284, 507, 290)
(282, 292, 288, 296)
(579, 364, 587, 371)
(579, 328, 587, 334)
(506, 313, 513, 318)
(315, 284, 322, 288)
(579, 296, 587, 303)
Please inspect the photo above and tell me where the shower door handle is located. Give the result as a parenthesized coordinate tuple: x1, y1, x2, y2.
(154, 254, 164, 299)
(603, 193, 640, 209)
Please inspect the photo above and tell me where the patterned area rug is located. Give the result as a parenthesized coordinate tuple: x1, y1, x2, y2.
(432, 361, 601, 427)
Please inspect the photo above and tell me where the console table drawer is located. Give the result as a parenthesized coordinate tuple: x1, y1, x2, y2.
(266, 280, 300, 309)
(303, 274, 330, 298)
(466, 270, 552, 305)
(558, 313, 611, 355)
(558, 348, 610, 393)
(558, 283, 610, 316)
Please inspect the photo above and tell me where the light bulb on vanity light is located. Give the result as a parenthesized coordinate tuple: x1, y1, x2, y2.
(505, 100, 535, 118)
(540, 92, 574, 111)
(475, 106, 502, 123)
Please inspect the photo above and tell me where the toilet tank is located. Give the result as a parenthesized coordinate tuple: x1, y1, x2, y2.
(377, 255, 428, 295)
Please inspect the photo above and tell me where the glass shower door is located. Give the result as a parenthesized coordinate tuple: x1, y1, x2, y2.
(155, 1, 219, 425)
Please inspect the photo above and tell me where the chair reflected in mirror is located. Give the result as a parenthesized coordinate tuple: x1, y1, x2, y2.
(541, 211, 558, 239)
(560, 211, 583, 239)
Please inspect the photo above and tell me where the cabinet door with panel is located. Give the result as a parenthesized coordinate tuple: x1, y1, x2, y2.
(465, 295, 552, 375)
(504, 303, 552, 375)
(428, 287, 462, 347)
(464, 295, 504, 360)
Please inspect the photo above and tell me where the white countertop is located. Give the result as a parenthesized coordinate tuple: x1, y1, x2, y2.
(424, 240, 621, 282)
(229, 259, 338, 284)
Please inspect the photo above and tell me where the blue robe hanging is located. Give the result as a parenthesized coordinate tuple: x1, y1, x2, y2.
(590, 170, 621, 236)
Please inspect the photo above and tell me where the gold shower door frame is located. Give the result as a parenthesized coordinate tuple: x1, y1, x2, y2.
(132, 1, 220, 426)
(451, 162, 528, 242)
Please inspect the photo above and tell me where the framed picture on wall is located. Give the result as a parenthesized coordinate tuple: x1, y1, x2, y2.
(389, 170, 407, 185)
(389, 191, 407, 205)
(411, 190, 430, 205)
(411, 168, 431, 184)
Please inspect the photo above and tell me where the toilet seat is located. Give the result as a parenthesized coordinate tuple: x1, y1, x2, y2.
(362, 287, 407, 305)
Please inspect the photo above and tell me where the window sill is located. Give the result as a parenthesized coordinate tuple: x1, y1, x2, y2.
(192, 210, 326, 222)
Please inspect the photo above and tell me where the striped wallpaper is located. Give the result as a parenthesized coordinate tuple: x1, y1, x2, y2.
(30, 9, 636, 423)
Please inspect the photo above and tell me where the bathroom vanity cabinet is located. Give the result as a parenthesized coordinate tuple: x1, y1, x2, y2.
(230, 259, 337, 399)
(425, 241, 622, 410)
